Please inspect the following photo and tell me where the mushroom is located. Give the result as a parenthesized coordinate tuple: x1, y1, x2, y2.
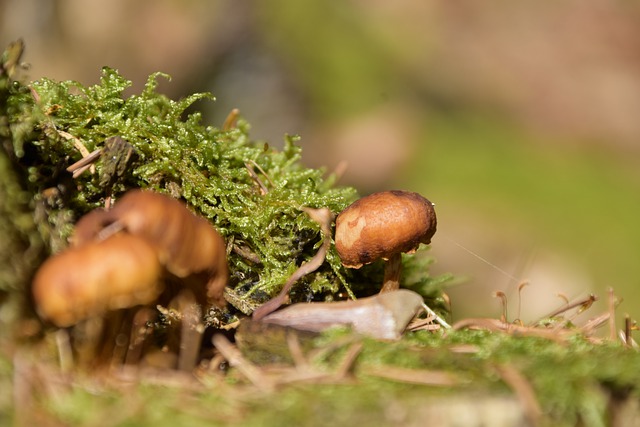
(334, 190, 437, 293)
(32, 234, 163, 327)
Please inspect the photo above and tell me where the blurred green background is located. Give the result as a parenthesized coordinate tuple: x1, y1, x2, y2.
(2, 0, 639, 323)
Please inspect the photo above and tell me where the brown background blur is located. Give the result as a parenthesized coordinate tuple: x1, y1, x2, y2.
(3, 0, 640, 324)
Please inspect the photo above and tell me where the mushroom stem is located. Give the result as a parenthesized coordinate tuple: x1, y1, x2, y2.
(380, 252, 402, 293)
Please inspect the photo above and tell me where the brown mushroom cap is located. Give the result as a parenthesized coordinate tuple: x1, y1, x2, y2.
(334, 190, 437, 268)
(105, 190, 228, 280)
(32, 234, 163, 327)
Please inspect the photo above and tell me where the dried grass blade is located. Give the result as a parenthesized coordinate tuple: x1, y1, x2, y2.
(212, 334, 276, 392)
(363, 365, 459, 386)
(495, 364, 542, 427)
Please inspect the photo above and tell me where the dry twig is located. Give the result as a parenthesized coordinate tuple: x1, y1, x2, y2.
(452, 318, 571, 342)
(59, 130, 99, 176)
(212, 334, 276, 392)
(495, 364, 542, 427)
(608, 288, 617, 341)
(222, 108, 240, 131)
(245, 161, 270, 195)
(363, 365, 459, 386)
(533, 294, 597, 325)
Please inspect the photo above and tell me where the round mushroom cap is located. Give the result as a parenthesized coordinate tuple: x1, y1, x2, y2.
(32, 234, 163, 327)
(334, 190, 437, 268)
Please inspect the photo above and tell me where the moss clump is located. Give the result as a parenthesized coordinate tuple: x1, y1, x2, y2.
(0, 41, 447, 318)
(0, 40, 47, 324)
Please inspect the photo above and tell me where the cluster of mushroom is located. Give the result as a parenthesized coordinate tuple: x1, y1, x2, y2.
(32, 190, 228, 327)
(32, 188, 436, 341)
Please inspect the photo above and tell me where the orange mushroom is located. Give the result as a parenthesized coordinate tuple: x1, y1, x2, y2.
(334, 190, 437, 293)
(32, 234, 163, 327)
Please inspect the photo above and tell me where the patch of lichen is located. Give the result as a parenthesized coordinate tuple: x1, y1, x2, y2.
(0, 42, 449, 315)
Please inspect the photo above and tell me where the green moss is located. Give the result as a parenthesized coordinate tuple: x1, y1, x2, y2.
(0, 41, 47, 322)
(2, 64, 355, 305)
(5, 328, 637, 426)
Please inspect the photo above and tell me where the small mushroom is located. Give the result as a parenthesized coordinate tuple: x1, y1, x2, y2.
(334, 190, 437, 293)
(32, 234, 163, 327)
